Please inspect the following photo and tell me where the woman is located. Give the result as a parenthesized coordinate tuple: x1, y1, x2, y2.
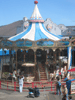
(19, 75, 24, 93)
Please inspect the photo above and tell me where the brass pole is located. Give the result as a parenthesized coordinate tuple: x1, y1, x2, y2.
(24, 50, 25, 62)
(34, 51, 36, 81)
(59, 50, 61, 70)
(16, 50, 17, 71)
(73, 51, 74, 66)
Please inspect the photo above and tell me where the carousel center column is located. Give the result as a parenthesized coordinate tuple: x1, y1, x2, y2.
(24, 50, 26, 63)
(34, 50, 36, 63)
(34, 50, 36, 80)
(45, 49, 49, 65)
(58, 49, 61, 70)
(53, 49, 56, 70)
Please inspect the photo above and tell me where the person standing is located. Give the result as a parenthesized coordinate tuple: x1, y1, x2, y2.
(56, 78, 62, 95)
(19, 75, 24, 93)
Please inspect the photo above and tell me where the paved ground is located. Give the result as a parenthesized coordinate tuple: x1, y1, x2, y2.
(47, 92, 63, 100)
(0, 89, 49, 100)
(0, 90, 75, 100)
(47, 91, 75, 100)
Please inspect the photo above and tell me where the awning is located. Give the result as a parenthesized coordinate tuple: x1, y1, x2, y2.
(22, 63, 35, 67)
(68, 68, 75, 72)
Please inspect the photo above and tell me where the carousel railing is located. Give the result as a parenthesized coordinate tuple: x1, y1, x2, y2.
(0, 79, 66, 93)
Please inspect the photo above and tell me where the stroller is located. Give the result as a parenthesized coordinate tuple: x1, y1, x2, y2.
(27, 88, 34, 98)
(27, 87, 40, 98)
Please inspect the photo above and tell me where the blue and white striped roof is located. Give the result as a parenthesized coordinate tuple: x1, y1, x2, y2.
(9, 22, 61, 41)
(9, 1, 62, 41)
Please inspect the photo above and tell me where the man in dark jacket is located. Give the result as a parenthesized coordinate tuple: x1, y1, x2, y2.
(34, 86, 40, 97)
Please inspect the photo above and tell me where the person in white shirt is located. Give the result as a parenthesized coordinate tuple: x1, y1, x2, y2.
(19, 75, 24, 93)
(12, 70, 17, 81)
(62, 70, 64, 78)
(56, 69, 59, 78)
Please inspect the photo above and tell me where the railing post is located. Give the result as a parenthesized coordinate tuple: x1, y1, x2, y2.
(14, 81, 16, 91)
(0, 80, 1, 89)
(51, 81, 52, 91)
(42, 83, 43, 89)
(32, 82, 34, 88)
(23, 83, 24, 92)
(7, 81, 8, 90)
(44, 86, 46, 96)
(55, 84, 56, 94)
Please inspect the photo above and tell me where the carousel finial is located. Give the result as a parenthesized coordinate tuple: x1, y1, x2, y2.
(34, 0, 38, 4)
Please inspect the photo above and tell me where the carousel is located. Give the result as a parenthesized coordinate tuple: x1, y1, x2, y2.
(0, 0, 74, 82)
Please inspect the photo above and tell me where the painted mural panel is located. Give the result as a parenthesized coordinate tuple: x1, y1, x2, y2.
(60, 41, 69, 45)
(16, 40, 24, 47)
(16, 40, 32, 47)
(25, 41, 32, 47)
(37, 40, 54, 46)
(1, 41, 13, 47)
(58, 41, 69, 46)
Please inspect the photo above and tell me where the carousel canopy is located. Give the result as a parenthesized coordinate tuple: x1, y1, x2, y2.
(8, 1, 62, 41)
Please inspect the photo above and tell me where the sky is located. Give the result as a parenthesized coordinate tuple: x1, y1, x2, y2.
(0, 0, 75, 26)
